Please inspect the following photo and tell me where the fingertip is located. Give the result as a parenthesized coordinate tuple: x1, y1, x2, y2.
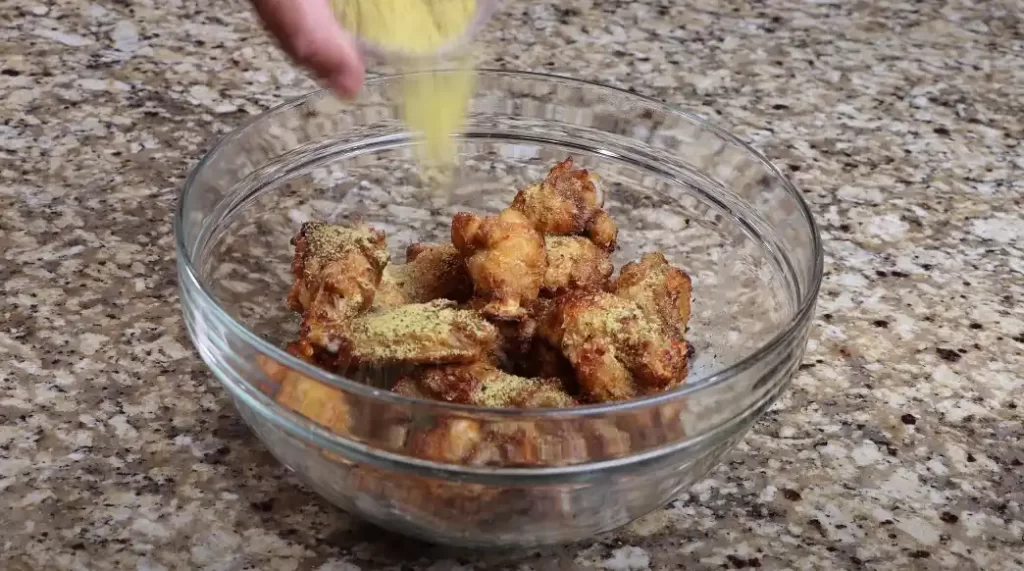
(328, 69, 364, 99)
(257, 0, 366, 96)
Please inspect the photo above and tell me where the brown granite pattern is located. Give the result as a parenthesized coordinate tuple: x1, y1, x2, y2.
(2, 0, 1022, 569)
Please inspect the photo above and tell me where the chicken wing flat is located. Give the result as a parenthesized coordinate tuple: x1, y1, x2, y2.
(543, 235, 614, 294)
(538, 291, 689, 403)
(287, 222, 390, 345)
(392, 362, 577, 409)
(324, 300, 499, 368)
(451, 208, 547, 320)
(509, 158, 618, 250)
(374, 243, 472, 311)
(613, 252, 692, 340)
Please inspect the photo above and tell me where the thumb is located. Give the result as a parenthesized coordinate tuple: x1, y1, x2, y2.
(252, 0, 366, 97)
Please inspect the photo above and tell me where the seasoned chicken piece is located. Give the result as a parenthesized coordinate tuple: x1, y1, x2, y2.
(538, 291, 689, 403)
(323, 300, 499, 369)
(258, 354, 351, 435)
(509, 157, 618, 250)
(348, 464, 503, 525)
(490, 317, 537, 365)
(617, 400, 688, 451)
(403, 416, 580, 467)
(614, 252, 692, 340)
(406, 418, 484, 463)
(287, 222, 390, 345)
(451, 208, 547, 320)
(373, 243, 472, 311)
(542, 235, 614, 294)
(392, 362, 577, 409)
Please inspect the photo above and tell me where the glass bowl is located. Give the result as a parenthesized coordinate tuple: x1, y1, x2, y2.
(176, 70, 822, 547)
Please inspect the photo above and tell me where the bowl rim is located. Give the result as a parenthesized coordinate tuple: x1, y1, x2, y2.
(175, 68, 824, 420)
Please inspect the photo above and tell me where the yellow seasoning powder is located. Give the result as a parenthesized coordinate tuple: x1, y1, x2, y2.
(331, 0, 478, 192)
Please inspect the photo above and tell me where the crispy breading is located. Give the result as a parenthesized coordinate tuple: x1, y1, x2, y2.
(542, 235, 614, 294)
(509, 157, 618, 250)
(451, 208, 547, 320)
(537, 291, 689, 402)
(392, 362, 577, 409)
(614, 252, 692, 340)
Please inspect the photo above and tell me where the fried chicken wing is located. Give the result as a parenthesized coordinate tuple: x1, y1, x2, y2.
(614, 252, 692, 340)
(491, 317, 538, 366)
(373, 243, 472, 311)
(451, 209, 547, 320)
(258, 354, 351, 435)
(371, 269, 410, 311)
(406, 418, 484, 463)
(543, 235, 614, 294)
(393, 362, 577, 409)
(509, 158, 618, 250)
(324, 300, 499, 368)
(287, 222, 390, 345)
(538, 291, 689, 402)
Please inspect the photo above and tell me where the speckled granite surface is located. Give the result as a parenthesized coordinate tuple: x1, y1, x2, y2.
(2, 0, 1023, 569)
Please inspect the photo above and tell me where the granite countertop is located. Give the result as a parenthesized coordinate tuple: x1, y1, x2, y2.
(2, 0, 1022, 569)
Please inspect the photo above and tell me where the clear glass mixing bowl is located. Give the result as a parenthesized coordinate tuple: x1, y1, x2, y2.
(176, 70, 823, 547)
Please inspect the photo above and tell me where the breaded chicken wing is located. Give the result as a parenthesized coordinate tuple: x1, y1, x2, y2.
(537, 291, 689, 403)
(258, 353, 351, 435)
(392, 362, 577, 409)
(491, 317, 538, 365)
(451, 208, 547, 320)
(287, 222, 390, 345)
(509, 158, 618, 250)
(324, 300, 499, 369)
(373, 243, 472, 311)
(542, 235, 614, 294)
(348, 464, 504, 525)
(405, 418, 484, 463)
(614, 252, 692, 340)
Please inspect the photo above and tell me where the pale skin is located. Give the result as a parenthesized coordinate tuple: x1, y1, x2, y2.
(252, 0, 366, 97)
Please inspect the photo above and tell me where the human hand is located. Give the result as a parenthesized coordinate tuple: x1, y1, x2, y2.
(252, 0, 365, 97)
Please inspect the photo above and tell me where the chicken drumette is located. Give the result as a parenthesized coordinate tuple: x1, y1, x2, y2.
(451, 208, 547, 320)
(509, 158, 618, 250)
(613, 252, 692, 340)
